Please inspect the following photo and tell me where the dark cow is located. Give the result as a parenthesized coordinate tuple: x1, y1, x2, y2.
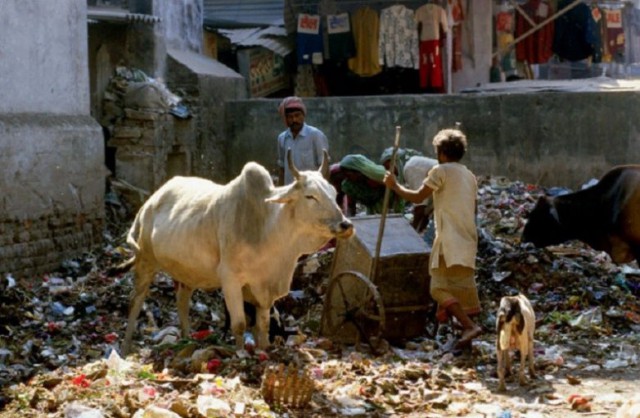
(522, 165, 640, 264)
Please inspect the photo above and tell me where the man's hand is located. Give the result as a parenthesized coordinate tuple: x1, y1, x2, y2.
(383, 172, 397, 190)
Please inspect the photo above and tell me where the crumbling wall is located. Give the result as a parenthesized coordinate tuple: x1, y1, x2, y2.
(0, 114, 104, 277)
(102, 67, 196, 197)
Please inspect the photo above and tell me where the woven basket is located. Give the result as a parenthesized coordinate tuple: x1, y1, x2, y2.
(261, 363, 315, 409)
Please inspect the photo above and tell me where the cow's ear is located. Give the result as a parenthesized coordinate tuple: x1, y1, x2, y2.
(266, 187, 295, 204)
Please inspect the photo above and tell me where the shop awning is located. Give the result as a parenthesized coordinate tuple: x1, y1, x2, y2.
(214, 26, 293, 56)
(87, 7, 161, 25)
(203, 0, 283, 28)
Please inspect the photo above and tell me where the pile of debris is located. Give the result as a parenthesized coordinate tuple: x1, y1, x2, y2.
(0, 175, 639, 417)
(101, 66, 187, 128)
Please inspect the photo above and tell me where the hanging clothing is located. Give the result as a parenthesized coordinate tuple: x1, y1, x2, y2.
(495, 7, 517, 76)
(590, 6, 605, 63)
(294, 65, 318, 97)
(415, 3, 448, 42)
(553, 0, 597, 62)
(496, 8, 514, 33)
(297, 14, 324, 65)
(515, 0, 554, 64)
(318, 0, 337, 59)
(348, 7, 382, 76)
(285, 0, 317, 35)
(419, 40, 444, 90)
(415, 3, 448, 89)
(604, 9, 625, 62)
(326, 13, 355, 61)
(378, 5, 420, 69)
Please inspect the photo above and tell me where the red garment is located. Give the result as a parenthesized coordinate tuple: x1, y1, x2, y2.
(419, 40, 444, 91)
(605, 9, 624, 59)
(496, 11, 514, 33)
(515, 0, 554, 64)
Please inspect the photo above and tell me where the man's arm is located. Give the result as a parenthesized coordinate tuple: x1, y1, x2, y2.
(314, 131, 330, 167)
(383, 172, 433, 204)
(276, 134, 285, 186)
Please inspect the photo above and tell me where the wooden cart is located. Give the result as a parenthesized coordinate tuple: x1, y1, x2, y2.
(320, 214, 436, 347)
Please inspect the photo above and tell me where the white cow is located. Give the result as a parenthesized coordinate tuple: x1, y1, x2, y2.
(119, 150, 354, 354)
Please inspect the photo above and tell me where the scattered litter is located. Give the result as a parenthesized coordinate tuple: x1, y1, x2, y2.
(1, 174, 638, 417)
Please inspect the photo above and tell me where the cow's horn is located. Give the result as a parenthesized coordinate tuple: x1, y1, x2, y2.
(319, 149, 330, 179)
(286, 148, 300, 180)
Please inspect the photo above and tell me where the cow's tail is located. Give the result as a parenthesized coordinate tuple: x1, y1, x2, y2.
(125, 207, 144, 253)
(108, 206, 144, 277)
(108, 256, 135, 276)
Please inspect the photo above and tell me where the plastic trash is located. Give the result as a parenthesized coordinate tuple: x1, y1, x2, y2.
(132, 405, 181, 418)
(244, 332, 256, 353)
(64, 402, 104, 418)
(616, 394, 640, 418)
(196, 395, 231, 416)
(570, 307, 602, 329)
(169, 103, 191, 119)
(614, 273, 632, 292)
(546, 186, 571, 196)
(5, 274, 15, 288)
(152, 326, 181, 344)
(106, 349, 132, 385)
(0, 347, 12, 361)
(492, 271, 512, 282)
(581, 178, 599, 189)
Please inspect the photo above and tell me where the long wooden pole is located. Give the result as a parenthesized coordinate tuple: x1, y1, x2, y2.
(370, 126, 401, 281)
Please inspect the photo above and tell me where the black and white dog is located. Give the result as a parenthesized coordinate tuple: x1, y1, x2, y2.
(496, 294, 536, 392)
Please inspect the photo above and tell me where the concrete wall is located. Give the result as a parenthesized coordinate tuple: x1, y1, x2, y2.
(0, 0, 105, 277)
(224, 92, 640, 189)
(167, 49, 247, 183)
(0, 1, 90, 114)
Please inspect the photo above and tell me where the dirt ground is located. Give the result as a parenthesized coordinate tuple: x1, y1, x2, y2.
(1, 175, 639, 417)
(474, 347, 640, 417)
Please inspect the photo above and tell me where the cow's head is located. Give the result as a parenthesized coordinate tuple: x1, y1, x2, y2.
(267, 149, 354, 241)
(521, 196, 567, 247)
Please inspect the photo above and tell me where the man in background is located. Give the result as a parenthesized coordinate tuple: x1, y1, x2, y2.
(276, 96, 329, 185)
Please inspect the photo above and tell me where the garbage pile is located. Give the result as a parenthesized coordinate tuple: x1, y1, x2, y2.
(0, 175, 639, 417)
(101, 66, 189, 128)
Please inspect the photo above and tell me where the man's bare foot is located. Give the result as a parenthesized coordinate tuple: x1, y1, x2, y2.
(456, 326, 482, 348)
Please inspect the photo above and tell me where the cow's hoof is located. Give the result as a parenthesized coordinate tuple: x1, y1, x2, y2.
(498, 383, 507, 392)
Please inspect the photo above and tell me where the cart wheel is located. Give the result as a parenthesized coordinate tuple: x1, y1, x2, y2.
(321, 271, 385, 349)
